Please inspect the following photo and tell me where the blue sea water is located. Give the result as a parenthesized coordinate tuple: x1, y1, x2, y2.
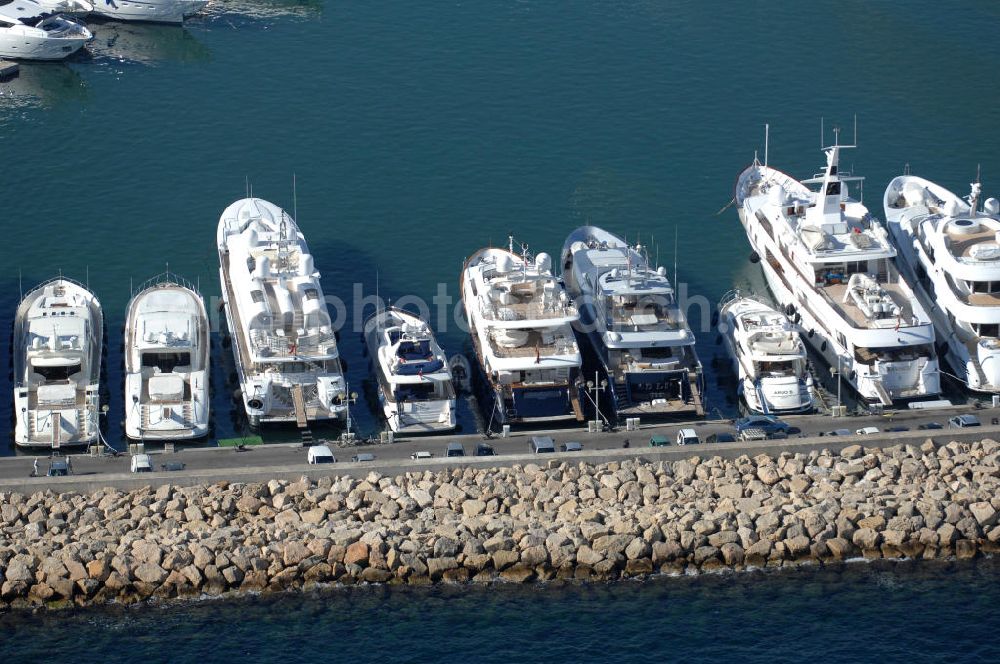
(4, 0, 1000, 656)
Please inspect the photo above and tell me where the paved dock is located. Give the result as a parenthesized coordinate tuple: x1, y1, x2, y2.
(3, 402, 999, 494)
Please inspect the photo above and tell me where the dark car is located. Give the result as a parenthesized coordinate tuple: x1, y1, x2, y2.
(734, 415, 791, 436)
(949, 414, 981, 429)
(885, 426, 910, 433)
(918, 422, 944, 430)
(446, 442, 466, 457)
(474, 443, 496, 456)
(46, 459, 69, 477)
(706, 433, 737, 444)
(560, 442, 583, 452)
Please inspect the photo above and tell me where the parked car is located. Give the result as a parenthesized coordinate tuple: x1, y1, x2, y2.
(352, 453, 376, 462)
(676, 428, 700, 446)
(918, 422, 943, 430)
(560, 441, 583, 452)
(649, 434, 670, 447)
(307, 445, 336, 464)
(825, 428, 853, 437)
(446, 442, 465, 457)
(885, 426, 910, 432)
(856, 426, 880, 435)
(738, 428, 768, 442)
(949, 414, 981, 428)
(410, 451, 433, 460)
(706, 433, 736, 444)
(734, 415, 791, 436)
(47, 458, 70, 476)
(474, 444, 496, 456)
(528, 436, 556, 453)
(130, 454, 152, 473)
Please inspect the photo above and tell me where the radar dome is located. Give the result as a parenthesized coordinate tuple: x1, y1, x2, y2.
(902, 181, 926, 207)
(944, 199, 963, 218)
(657, 266, 667, 277)
(985, 198, 1000, 216)
(496, 253, 514, 274)
(535, 252, 552, 272)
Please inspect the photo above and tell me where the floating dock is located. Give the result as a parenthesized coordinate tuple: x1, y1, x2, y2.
(0, 60, 19, 80)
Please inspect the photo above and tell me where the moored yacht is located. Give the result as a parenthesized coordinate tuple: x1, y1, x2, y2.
(735, 139, 940, 405)
(90, 0, 208, 24)
(884, 175, 1000, 392)
(123, 273, 210, 440)
(218, 197, 348, 428)
(363, 307, 456, 433)
(13, 278, 103, 448)
(561, 226, 704, 420)
(462, 238, 584, 425)
(0, 0, 93, 61)
(718, 291, 813, 414)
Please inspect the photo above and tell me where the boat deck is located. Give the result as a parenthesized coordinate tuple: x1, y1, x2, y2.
(821, 280, 914, 329)
(947, 226, 997, 259)
(487, 328, 574, 359)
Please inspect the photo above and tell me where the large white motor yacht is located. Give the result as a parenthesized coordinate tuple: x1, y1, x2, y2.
(13, 278, 103, 448)
(561, 226, 704, 420)
(735, 142, 940, 405)
(218, 197, 348, 428)
(884, 175, 1000, 392)
(462, 238, 584, 425)
(363, 307, 456, 433)
(90, 0, 208, 24)
(123, 274, 210, 440)
(718, 291, 813, 414)
(0, 0, 92, 60)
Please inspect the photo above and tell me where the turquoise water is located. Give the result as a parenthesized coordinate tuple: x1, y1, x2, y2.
(2, 560, 1000, 663)
(4, 1, 1000, 655)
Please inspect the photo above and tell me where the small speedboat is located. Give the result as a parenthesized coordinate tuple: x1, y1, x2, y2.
(0, 0, 93, 61)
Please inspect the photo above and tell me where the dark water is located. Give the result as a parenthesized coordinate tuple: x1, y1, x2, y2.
(2, 560, 1000, 663)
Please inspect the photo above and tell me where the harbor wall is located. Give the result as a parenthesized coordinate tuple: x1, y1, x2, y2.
(2, 437, 1000, 611)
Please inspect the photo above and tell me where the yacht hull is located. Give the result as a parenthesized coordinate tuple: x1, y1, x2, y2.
(92, 0, 208, 24)
(0, 33, 89, 60)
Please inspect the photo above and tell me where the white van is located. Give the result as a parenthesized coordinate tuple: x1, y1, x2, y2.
(307, 445, 336, 464)
(130, 454, 153, 473)
(676, 428, 700, 446)
(528, 436, 556, 453)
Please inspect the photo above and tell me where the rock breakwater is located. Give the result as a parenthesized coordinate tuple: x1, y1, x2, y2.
(2, 439, 1000, 611)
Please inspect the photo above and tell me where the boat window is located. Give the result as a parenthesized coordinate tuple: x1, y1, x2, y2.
(246, 257, 256, 273)
(395, 383, 436, 401)
(251, 290, 265, 303)
(641, 347, 674, 359)
(756, 360, 795, 375)
(34, 363, 81, 381)
(398, 340, 431, 360)
(976, 324, 999, 338)
(826, 182, 841, 196)
(141, 352, 191, 372)
(970, 281, 1000, 294)
(304, 288, 319, 300)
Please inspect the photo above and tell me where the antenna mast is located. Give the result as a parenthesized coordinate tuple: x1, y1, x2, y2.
(293, 173, 298, 222)
(673, 225, 678, 291)
(764, 123, 769, 168)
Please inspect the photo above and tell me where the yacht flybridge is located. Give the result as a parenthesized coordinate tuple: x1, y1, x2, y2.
(0, 0, 92, 61)
(91, 0, 208, 24)
(561, 226, 704, 420)
(736, 140, 940, 405)
(884, 175, 1000, 392)
(719, 291, 813, 414)
(363, 307, 456, 433)
(13, 278, 103, 448)
(462, 238, 584, 425)
(218, 197, 348, 429)
(123, 273, 209, 441)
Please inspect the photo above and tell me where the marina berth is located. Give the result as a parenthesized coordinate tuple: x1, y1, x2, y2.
(735, 140, 940, 406)
(363, 307, 456, 434)
(12, 278, 103, 448)
(90, 0, 208, 24)
(217, 197, 348, 429)
(123, 273, 210, 441)
(884, 176, 1000, 392)
(0, 0, 93, 61)
(462, 238, 584, 425)
(719, 291, 813, 414)
(560, 226, 704, 420)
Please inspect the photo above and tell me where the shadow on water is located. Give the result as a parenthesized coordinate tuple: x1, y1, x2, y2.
(0, 63, 87, 113)
(84, 21, 212, 66)
(201, 0, 323, 24)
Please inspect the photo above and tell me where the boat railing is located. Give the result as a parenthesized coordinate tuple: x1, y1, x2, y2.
(251, 328, 337, 357)
(132, 270, 201, 298)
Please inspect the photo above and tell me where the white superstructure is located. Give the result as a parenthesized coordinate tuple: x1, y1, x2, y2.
(13, 278, 103, 448)
(462, 238, 584, 425)
(719, 291, 813, 414)
(736, 142, 940, 405)
(561, 226, 704, 419)
(90, 0, 208, 24)
(0, 0, 92, 60)
(123, 274, 209, 440)
(218, 197, 348, 428)
(885, 175, 1000, 392)
(363, 307, 456, 433)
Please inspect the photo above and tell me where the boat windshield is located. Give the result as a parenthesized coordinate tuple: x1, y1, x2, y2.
(35, 363, 81, 381)
(141, 352, 191, 372)
(395, 383, 436, 401)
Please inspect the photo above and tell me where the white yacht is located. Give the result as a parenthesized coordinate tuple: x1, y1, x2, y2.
(91, 0, 208, 24)
(0, 0, 92, 60)
(218, 197, 348, 428)
(561, 226, 704, 419)
(884, 175, 1000, 392)
(123, 274, 210, 440)
(735, 141, 940, 405)
(462, 238, 584, 425)
(718, 291, 813, 414)
(363, 307, 456, 433)
(13, 278, 103, 448)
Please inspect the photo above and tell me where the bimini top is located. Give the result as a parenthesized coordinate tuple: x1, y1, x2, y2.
(15, 277, 102, 381)
(737, 145, 894, 264)
(131, 285, 200, 350)
(365, 307, 451, 381)
(722, 294, 804, 360)
(218, 198, 338, 362)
